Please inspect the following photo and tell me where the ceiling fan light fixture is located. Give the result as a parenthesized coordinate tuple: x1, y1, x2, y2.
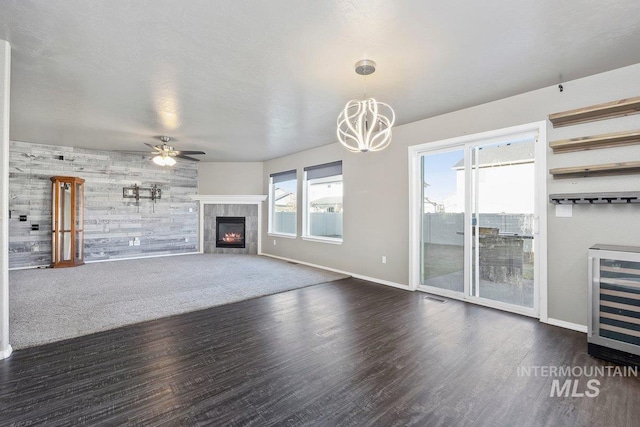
(337, 60, 395, 153)
(152, 155, 165, 166)
(146, 136, 205, 165)
(153, 154, 173, 166)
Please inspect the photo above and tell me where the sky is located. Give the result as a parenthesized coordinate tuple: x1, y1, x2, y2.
(422, 149, 463, 202)
(275, 178, 296, 194)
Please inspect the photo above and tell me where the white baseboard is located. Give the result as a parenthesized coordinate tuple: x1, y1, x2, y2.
(0, 344, 12, 360)
(544, 317, 588, 333)
(9, 251, 202, 270)
(9, 264, 49, 271)
(260, 253, 410, 291)
(351, 274, 410, 291)
(85, 251, 201, 264)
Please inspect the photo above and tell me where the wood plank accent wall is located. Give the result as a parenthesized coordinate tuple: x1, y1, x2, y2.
(8, 141, 199, 268)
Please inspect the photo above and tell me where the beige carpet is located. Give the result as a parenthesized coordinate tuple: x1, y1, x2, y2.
(9, 254, 348, 349)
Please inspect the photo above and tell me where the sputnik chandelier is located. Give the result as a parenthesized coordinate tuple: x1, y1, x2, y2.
(337, 59, 395, 153)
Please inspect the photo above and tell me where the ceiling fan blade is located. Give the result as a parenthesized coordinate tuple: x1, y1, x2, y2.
(174, 150, 206, 155)
(145, 143, 162, 152)
(175, 154, 201, 162)
(113, 150, 152, 153)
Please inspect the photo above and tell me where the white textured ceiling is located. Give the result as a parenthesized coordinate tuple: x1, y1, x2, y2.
(1, 0, 640, 161)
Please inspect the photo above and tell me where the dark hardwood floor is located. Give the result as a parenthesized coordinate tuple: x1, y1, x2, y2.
(1, 277, 639, 426)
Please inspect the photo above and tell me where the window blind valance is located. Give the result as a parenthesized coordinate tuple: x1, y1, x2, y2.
(270, 169, 296, 184)
(304, 161, 342, 180)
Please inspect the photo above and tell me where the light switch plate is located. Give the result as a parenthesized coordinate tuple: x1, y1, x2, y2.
(555, 204, 573, 218)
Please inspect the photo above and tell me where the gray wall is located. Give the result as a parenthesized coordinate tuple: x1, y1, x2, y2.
(262, 63, 640, 327)
(9, 141, 199, 268)
(198, 162, 263, 195)
(263, 141, 404, 279)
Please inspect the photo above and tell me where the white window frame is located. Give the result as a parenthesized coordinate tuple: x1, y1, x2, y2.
(302, 172, 343, 245)
(268, 172, 297, 238)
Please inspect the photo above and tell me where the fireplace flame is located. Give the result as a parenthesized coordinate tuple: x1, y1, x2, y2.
(222, 232, 243, 243)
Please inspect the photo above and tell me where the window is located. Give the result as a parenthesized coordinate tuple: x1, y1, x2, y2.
(269, 169, 297, 236)
(303, 161, 343, 243)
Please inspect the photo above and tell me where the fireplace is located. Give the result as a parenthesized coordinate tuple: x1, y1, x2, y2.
(216, 217, 246, 248)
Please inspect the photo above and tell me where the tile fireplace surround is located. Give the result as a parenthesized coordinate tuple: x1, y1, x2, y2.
(191, 195, 267, 255)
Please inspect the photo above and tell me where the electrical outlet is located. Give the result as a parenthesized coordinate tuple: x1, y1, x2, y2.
(128, 240, 134, 246)
(273, 239, 277, 245)
(134, 239, 140, 246)
(185, 238, 189, 242)
(382, 256, 387, 264)
(31, 245, 40, 252)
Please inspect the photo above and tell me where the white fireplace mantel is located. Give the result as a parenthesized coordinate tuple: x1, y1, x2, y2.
(190, 195, 267, 204)
(189, 195, 268, 254)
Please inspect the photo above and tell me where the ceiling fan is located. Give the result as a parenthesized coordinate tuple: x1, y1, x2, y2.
(145, 136, 206, 166)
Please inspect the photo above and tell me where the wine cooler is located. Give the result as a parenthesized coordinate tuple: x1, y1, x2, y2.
(588, 244, 640, 366)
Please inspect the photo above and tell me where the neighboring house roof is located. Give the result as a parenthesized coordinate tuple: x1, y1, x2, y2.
(452, 141, 534, 169)
(311, 196, 343, 206)
(274, 188, 296, 206)
(275, 191, 294, 202)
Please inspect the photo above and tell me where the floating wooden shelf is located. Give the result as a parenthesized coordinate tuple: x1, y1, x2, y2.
(550, 129, 640, 153)
(549, 96, 640, 127)
(549, 161, 640, 179)
(549, 191, 640, 204)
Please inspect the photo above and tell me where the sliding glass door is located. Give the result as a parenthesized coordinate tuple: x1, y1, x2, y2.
(421, 148, 465, 295)
(469, 139, 535, 309)
(416, 126, 542, 316)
